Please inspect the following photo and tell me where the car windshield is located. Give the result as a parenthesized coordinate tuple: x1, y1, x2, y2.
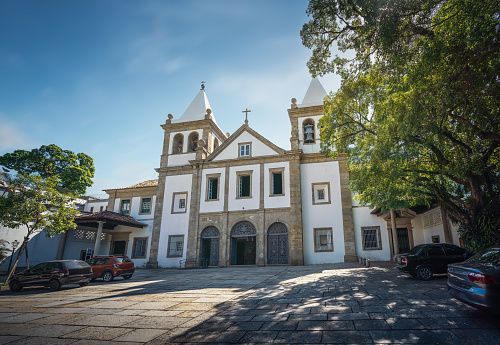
(407, 245, 425, 256)
(467, 248, 500, 265)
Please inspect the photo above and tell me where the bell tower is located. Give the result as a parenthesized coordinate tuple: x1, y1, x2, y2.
(288, 78, 327, 153)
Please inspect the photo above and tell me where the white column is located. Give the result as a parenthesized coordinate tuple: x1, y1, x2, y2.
(390, 210, 399, 260)
(94, 221, 105, 256)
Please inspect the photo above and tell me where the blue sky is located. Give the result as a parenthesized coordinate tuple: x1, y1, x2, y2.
(0, 0, 341, 196)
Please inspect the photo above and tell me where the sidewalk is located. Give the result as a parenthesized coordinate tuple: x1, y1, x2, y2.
(0, 263, 499, 344)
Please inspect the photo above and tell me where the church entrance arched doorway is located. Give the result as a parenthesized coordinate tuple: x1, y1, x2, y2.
(267, 222, 289, 265)
(230, 221, 256, 265)
(200, 226, 220, 267)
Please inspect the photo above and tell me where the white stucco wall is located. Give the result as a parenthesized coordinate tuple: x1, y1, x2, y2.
(112, 221, 153, 268)
(157, 174, 192, 268)
(84, 200, 109, 213)
(301, 161, 345, 264)
(228, 164, 260, 212)
(199, 167, 225, 213)
(298, 115, 322, 153)
(263, 161, 290, 209)
(213, 131, 278, 161)
(352, 206, 391, 261)
(167, 152, 196, 167)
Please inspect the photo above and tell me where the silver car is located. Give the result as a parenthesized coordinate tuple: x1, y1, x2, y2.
(447, 247, 500, 312)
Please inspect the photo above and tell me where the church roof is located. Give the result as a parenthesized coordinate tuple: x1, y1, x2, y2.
(103, 179, 158, 192)
(172, 88, 217, 124)
(207, 124, 285, 161)
(299, 78, 327, 108)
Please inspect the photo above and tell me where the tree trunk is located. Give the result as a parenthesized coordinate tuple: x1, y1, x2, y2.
(25, 243, 29, 270)
(5, 239, 28, 284)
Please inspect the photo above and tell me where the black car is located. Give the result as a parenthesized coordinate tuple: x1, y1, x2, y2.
(9, 260, 92, 292)
(398, 244, 473, 280)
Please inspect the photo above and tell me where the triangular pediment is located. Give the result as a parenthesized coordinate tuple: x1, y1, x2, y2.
(208, 125, 285, 161)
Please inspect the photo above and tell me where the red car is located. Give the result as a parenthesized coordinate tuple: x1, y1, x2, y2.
(86, 255, 135, 282)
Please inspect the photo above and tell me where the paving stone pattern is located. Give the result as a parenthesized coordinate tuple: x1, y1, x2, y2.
(0, 262, 499, 344)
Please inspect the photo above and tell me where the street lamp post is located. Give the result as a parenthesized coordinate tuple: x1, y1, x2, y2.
(7, 240, 19, 274)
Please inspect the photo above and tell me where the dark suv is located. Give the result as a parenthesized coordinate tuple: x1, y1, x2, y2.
(9, 260, 92, 292)
(398, 244, 473, 280)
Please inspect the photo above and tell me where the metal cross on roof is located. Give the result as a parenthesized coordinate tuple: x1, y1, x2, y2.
(242, 108, 251, 125)
(201, 81, 206, 90)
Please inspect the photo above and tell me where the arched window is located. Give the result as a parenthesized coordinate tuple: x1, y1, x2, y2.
(213, 138, 219, 151)
(188, 132, 199, 152)
(303, 118, 315, 144)
(172, 133, 184, 154)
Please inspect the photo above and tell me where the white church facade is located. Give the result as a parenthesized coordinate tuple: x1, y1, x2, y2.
(0, 79, 463, 272)
(92, 79, 462, 268)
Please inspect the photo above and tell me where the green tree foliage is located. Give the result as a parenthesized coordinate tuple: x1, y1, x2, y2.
(0, 175, 80, 283)
(0, 144, 95, 195)
(301, 0, 500, 250)
(0, 144, 95, 282)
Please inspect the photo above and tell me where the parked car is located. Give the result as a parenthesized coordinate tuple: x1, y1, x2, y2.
(397, 244, 473, 280)
(86, 255, 135, 282)
(9, 260, 92, 292)
(448, 246, 500, 312)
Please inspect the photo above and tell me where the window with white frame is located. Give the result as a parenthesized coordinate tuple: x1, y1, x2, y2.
(270, 168, 285, 196)
(167, 235, 184, 257)
(206, 174, 220, 201)
(172, 192, 188, 213)
(312, 182, 331, 205)
(237, 171, 252, 198)
(362, 226, 382, 250)
(238, 143, 251, 157)
(140, 197, 152, 214)
(132, 237, 148, 258)
(120, 199, 131, 215)
(314, 228, 333, 252)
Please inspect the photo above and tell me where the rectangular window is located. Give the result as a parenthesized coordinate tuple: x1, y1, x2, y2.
(362, 226, 382, 250)
(312, 182, 331, 205)
(90, 207, 94, 213)
(238, 143, 251, 157)
(100, 206, 104, 212)
(432, 235, 440, 243)
(314, 228, 333, 252)
(317, 189, 325, 200)
(206, 174, 220, 201)
(270, 168, 285, 196)
(171, 192, 188, 213)
(237, 171, 252, 198)
(132, 237, 148, 258)
(167, 235, 184, 257)
(120, 200, 131, 215)
(140, 198, 152, 214)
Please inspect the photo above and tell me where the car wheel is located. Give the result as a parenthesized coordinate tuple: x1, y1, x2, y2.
(417, 266, 433, 281)
(9, 280, 22, 292)
(102, 271, 114, 282)
(49, 279, 61, 291)
(122, 275, 132, 280)
(79, 281, 89, 287)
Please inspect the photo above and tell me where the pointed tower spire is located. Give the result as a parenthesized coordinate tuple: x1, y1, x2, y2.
(175, 85, 215, 123)
(299, 78, 327, 108)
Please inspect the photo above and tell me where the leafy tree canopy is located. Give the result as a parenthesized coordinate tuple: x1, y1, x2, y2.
(0, 144, 95, 195)
(301, 0, 500, 251)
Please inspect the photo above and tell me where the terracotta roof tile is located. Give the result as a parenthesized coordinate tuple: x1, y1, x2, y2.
(74, 210, 146, 228)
